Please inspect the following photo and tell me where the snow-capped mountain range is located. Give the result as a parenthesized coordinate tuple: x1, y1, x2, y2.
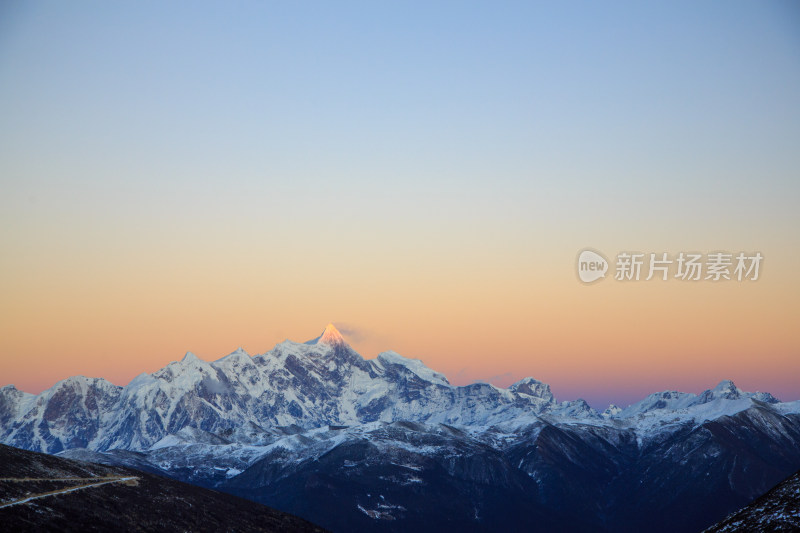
(1, 323, 791, 454)
(2, 324, 799, 532)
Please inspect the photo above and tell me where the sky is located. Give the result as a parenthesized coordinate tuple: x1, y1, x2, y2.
(1, 1, 798, 409)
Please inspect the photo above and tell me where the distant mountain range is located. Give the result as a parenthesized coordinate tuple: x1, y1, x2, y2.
(2, 324, 799, 532)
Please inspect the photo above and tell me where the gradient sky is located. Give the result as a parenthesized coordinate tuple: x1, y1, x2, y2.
(1, 1, 798, 409)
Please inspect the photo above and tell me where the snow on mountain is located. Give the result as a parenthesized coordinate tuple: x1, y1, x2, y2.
(508, 377, 554, 402)
(605, 379, 790, 440)
(0, 376, 121, 453)
(0, 385, 36, 425)
(375, 351, 450, 386)
(1, 324, 798, 458)
(703, 468, 800, 532)
(57, 404, 800, 533)
(2, 323, 793, 533)
(616, 389, 698, 418)
(307, 323, 348, 347)
(6, 323, 797, 533)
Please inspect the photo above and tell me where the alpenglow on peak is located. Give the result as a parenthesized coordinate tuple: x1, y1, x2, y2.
(314, 323, 347, 346)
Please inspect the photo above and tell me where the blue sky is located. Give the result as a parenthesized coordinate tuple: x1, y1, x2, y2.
(1, 2, 799, 407)
(3, 2, 798, 202)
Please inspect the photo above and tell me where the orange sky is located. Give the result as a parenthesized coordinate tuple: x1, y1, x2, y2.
(1, 3, 798, 408)
(1, 236, 797, 408)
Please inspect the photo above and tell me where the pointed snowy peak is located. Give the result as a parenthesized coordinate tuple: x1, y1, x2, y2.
(555, 398, 599, 419)
(509, 377, 554, 402)
(215, 347, 252, 364)
(312, 323, 347, 347)
(752, 391, 780, 404)
(696, 379, 743, 403)
(713, 379, 740, 394)
(181, 351, 199, 363)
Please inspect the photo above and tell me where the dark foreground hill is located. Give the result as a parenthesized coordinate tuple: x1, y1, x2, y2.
(0, 443, 326, 532)
(704, 469, 800, 532)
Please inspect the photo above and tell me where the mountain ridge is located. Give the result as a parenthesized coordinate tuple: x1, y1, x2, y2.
(3, 324, 799, 532)
(0, 324, 795, 455)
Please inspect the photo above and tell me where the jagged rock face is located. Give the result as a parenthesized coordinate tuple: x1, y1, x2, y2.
(0, 385, 30, 426)
(1, 377, 121, 453)
(509, 377, 554, 402)
(0, 325, 574, 453)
